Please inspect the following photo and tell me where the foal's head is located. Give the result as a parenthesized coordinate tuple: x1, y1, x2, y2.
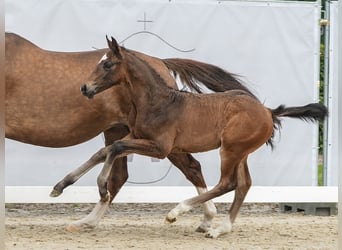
(81, 36, 125, 99)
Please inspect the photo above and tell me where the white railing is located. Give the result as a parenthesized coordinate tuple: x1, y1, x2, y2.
(5, 186, 338, 203)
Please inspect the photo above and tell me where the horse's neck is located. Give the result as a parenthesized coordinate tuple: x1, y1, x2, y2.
(126, 54, 174, 108)
(129, 50, 177, 89)
(124, 58, 186, 133)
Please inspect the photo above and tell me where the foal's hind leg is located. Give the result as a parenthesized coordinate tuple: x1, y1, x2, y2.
(229, 156, 251, 224)
(203, 156, 251, 238)
(167, 153, 217, 233)
(166, 149, 242, 238)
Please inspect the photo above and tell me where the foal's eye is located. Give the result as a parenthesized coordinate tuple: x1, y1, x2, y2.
(103, 61, 114, 70)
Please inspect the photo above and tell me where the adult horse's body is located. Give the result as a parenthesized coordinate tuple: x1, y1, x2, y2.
(79, 37, 327, 238)
(6, 32, 253, 231)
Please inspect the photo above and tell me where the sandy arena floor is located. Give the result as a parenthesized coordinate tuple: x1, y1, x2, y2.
(5, 203, 337, 250)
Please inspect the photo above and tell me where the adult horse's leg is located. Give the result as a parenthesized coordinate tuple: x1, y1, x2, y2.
(167, 153, 217, 233)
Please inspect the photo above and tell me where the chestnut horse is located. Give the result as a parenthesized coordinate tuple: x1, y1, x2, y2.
(6, 32, 254, 232)
(78, 37, 327, 238)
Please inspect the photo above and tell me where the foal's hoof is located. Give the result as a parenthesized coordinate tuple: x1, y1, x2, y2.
(205, 230, 220, 239)
(50, 189, 62, 197)
(100, 190, 111, 204)
(65, 224, 81, 233)
(65, 223, 95, 232)
(165, 209, 179, 224)
(165, 216, 177, 224)
(195, 226, 207, 233)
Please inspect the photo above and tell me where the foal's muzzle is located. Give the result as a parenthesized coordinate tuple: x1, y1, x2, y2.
(80, 84, 95, 99)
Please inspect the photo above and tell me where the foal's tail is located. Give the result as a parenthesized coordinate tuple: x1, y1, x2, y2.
(267, 103, 328, 148)
(163, 58, 257, 99)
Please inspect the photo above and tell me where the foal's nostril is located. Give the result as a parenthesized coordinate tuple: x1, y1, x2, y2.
(80, 84, 87, 94)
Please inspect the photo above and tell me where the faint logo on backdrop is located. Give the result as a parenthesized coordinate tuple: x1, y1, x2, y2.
(120, 12, 195, 53)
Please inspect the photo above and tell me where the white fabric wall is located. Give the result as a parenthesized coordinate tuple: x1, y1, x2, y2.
(5, 0, 321, 186)
(327, 1, 339, 186)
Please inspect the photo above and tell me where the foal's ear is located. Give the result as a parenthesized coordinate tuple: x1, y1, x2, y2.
(106, 35, 121, 58)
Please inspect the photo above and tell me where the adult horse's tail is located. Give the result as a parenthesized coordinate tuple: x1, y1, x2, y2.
(163, 58, 257, 99)
(267, 103, 328, 148)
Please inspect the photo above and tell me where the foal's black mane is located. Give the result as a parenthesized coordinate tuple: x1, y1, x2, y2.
(125, 49, 181, 92)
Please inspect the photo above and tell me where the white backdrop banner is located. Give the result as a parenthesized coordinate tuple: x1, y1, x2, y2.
(327, 0, 339, 186)
(5, 0, 321, 186)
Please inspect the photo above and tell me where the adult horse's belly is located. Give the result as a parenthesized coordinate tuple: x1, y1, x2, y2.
(5, 78, 120, 147)
(5, 96, 108, 147)
(5, 115, 106, 148)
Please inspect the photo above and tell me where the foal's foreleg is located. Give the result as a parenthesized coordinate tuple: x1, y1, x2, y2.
(66, 125, 130, 232)
(50, 147, 108, 197)
(66, 157, 128, 232)
(167, 153, 217, 233)
(97, 139, 169, 201)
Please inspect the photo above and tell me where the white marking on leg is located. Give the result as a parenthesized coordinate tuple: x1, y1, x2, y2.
(98, 53, 108, 64)
(66, 201, 109, 232)
(166, 201, 192, 223)
(206, 217, 232, 239)
(196, 187, 217, 232)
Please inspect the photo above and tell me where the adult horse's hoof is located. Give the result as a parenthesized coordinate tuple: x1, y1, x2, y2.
(49, 189, 62, 197)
